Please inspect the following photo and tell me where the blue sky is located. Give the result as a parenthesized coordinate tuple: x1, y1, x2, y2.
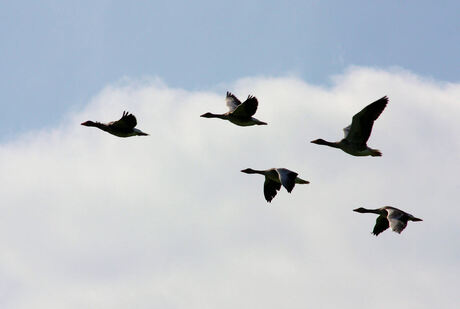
(0, 1, 458, 140)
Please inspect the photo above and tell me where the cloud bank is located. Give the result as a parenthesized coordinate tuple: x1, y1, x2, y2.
(0, 67, 459, 308)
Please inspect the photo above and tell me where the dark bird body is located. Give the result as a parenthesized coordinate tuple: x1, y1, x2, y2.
(201, 92, 267, 126)
(241, 168, 309, 202)
(81, 111, 148, 137)
(311, 96, 388, 156)
(353, 206, 422, 236)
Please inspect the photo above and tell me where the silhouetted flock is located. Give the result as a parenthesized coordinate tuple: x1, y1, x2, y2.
(81, 92, 422, 236)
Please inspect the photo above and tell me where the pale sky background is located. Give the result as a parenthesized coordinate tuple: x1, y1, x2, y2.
(0, 1, 459, 308)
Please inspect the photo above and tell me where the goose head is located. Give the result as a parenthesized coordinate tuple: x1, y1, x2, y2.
(81, 121, 97, 127)
(200, 112, 215, 118)
(353, 207, 368, 213)
(241, 168, 258, 174)
(311, 138, 328, 145)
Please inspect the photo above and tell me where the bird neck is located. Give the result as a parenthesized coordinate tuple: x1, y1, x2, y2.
(245, 169, 266, 175)
(206, 113, 228, 119)
(359, 208, 382, 214)
(317, 139, 341, 148)
(93, 122, 108, 130)
(84, 121, 106, 129)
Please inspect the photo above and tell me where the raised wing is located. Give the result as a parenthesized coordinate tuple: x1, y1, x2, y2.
(372, 214, 390, 236)
(226, 92, 241, 112)
(276, 168, 298, 193)
(264, 178, 281, 202)
(386, 208, 408, 234)
(231, 95, 258, 118)
(345, 96, 388, 145)
(109, 111, 137, 131)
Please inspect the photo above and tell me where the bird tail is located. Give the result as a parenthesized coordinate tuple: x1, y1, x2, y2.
(370, 149, 382, 156)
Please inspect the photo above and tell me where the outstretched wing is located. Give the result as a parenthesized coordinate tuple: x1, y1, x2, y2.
(345, 96, 388, 145)
(276, 168, 298, 193)
(231, 95, 259, 118)
(372, 214, 390, 236)
(264, 178, 281, 203)
(226, 92, 242, 112)
(109, 111, 138, 131)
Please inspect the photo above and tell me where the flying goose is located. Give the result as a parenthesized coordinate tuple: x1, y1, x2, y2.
(81, 111, 148, 137)
(200, 92, 267, 126)
(311, 96, 388, 156)
(353, 206, 422, 236)
(241, 168, 309, 202)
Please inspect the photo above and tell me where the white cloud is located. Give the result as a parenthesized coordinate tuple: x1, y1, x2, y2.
(0, 67, 459, 308)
